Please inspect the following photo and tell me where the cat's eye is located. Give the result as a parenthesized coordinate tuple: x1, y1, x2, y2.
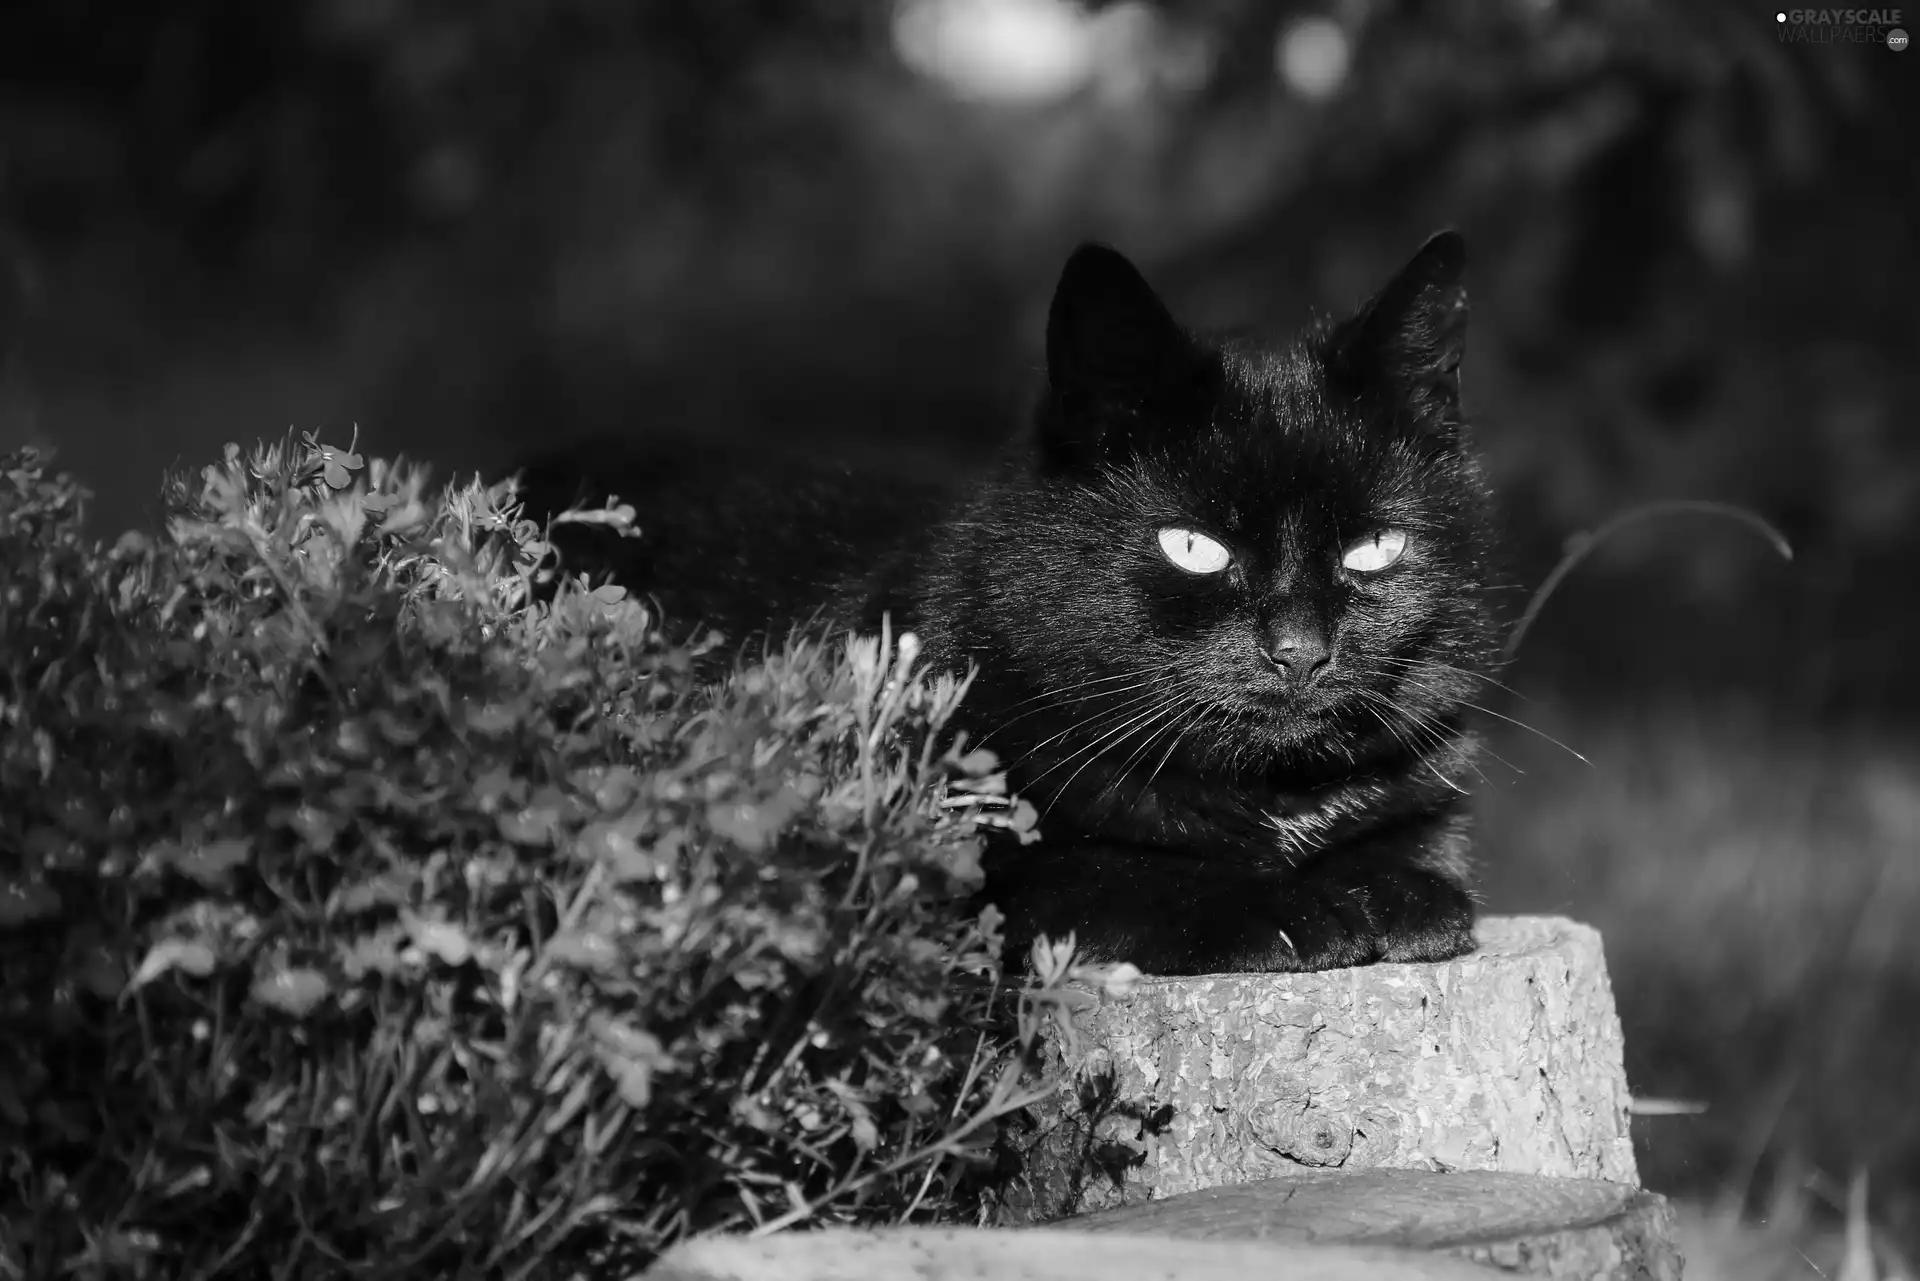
(1157, 527, 1232, 574)
(1341, 529, 1409, 574)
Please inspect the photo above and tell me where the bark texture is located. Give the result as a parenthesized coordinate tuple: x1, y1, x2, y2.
(995, 915, 1639, 1222)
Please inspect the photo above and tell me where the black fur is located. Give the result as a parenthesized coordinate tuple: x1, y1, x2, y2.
(518, 233, 1502, 976)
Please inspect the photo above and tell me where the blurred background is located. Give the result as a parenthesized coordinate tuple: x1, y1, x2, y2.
(2, 0, 1914, 1268)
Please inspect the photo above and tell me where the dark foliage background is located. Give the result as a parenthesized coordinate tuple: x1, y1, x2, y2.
(3, 0, 1916, 1262)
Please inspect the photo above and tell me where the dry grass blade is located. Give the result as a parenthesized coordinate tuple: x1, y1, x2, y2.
(1503, 499, 1795, 664)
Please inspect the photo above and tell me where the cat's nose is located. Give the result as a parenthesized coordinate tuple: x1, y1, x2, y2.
(1264, 625, 1332, 682)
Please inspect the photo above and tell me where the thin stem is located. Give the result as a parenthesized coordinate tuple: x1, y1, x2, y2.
(1504, 499, 1793, 664)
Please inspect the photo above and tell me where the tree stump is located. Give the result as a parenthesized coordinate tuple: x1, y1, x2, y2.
(642, 915, 1677, 1281)
(1067, 1169, 1683, 1280)
(645, 1224, 1515, 1280)
(994, 915, 1639, 1223)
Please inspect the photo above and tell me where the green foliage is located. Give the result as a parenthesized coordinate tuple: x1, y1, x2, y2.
(0, 435, 1114, 1278)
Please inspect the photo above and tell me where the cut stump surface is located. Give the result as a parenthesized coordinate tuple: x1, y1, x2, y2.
(1068, 1168, 1682, 1280)
(645, 1225, 1512, 1281)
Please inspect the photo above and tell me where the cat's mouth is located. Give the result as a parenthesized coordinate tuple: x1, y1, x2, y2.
(1246, 691, 1337, 741)
(1242, 674, 1378, 743)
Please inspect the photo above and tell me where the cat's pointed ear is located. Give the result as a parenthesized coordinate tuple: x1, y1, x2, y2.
(1327, 231, 1469, 432)
(1041, 243, 1192, 466)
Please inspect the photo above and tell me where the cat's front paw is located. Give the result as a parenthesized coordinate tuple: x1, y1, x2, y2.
(1274, 864, 1476, 971)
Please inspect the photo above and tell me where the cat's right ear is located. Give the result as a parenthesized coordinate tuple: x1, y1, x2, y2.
(1041, 243, 1192, 468)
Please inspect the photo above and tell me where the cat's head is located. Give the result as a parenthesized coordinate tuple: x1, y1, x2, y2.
(987, 233, 1499, 773)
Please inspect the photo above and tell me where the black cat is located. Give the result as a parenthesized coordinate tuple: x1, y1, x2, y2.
(518, 232, 1503, 976)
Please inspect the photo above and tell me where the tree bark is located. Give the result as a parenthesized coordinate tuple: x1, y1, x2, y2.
(994, 915, 1640, 1223)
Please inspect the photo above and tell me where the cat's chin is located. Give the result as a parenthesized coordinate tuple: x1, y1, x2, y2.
(1235, 698, 1381, 765)
(1252, 706, 1339, 752)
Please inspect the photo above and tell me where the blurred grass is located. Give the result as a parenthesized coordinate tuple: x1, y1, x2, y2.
(1476, 694, 1920, 1253)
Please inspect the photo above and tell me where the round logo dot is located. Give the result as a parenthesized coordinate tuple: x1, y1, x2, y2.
(1776, 11, 1786, 20)
(1890, 27, 1910, 50)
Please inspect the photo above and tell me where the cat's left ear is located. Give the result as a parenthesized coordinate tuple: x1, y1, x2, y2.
(1327, 231, 1469, 433)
